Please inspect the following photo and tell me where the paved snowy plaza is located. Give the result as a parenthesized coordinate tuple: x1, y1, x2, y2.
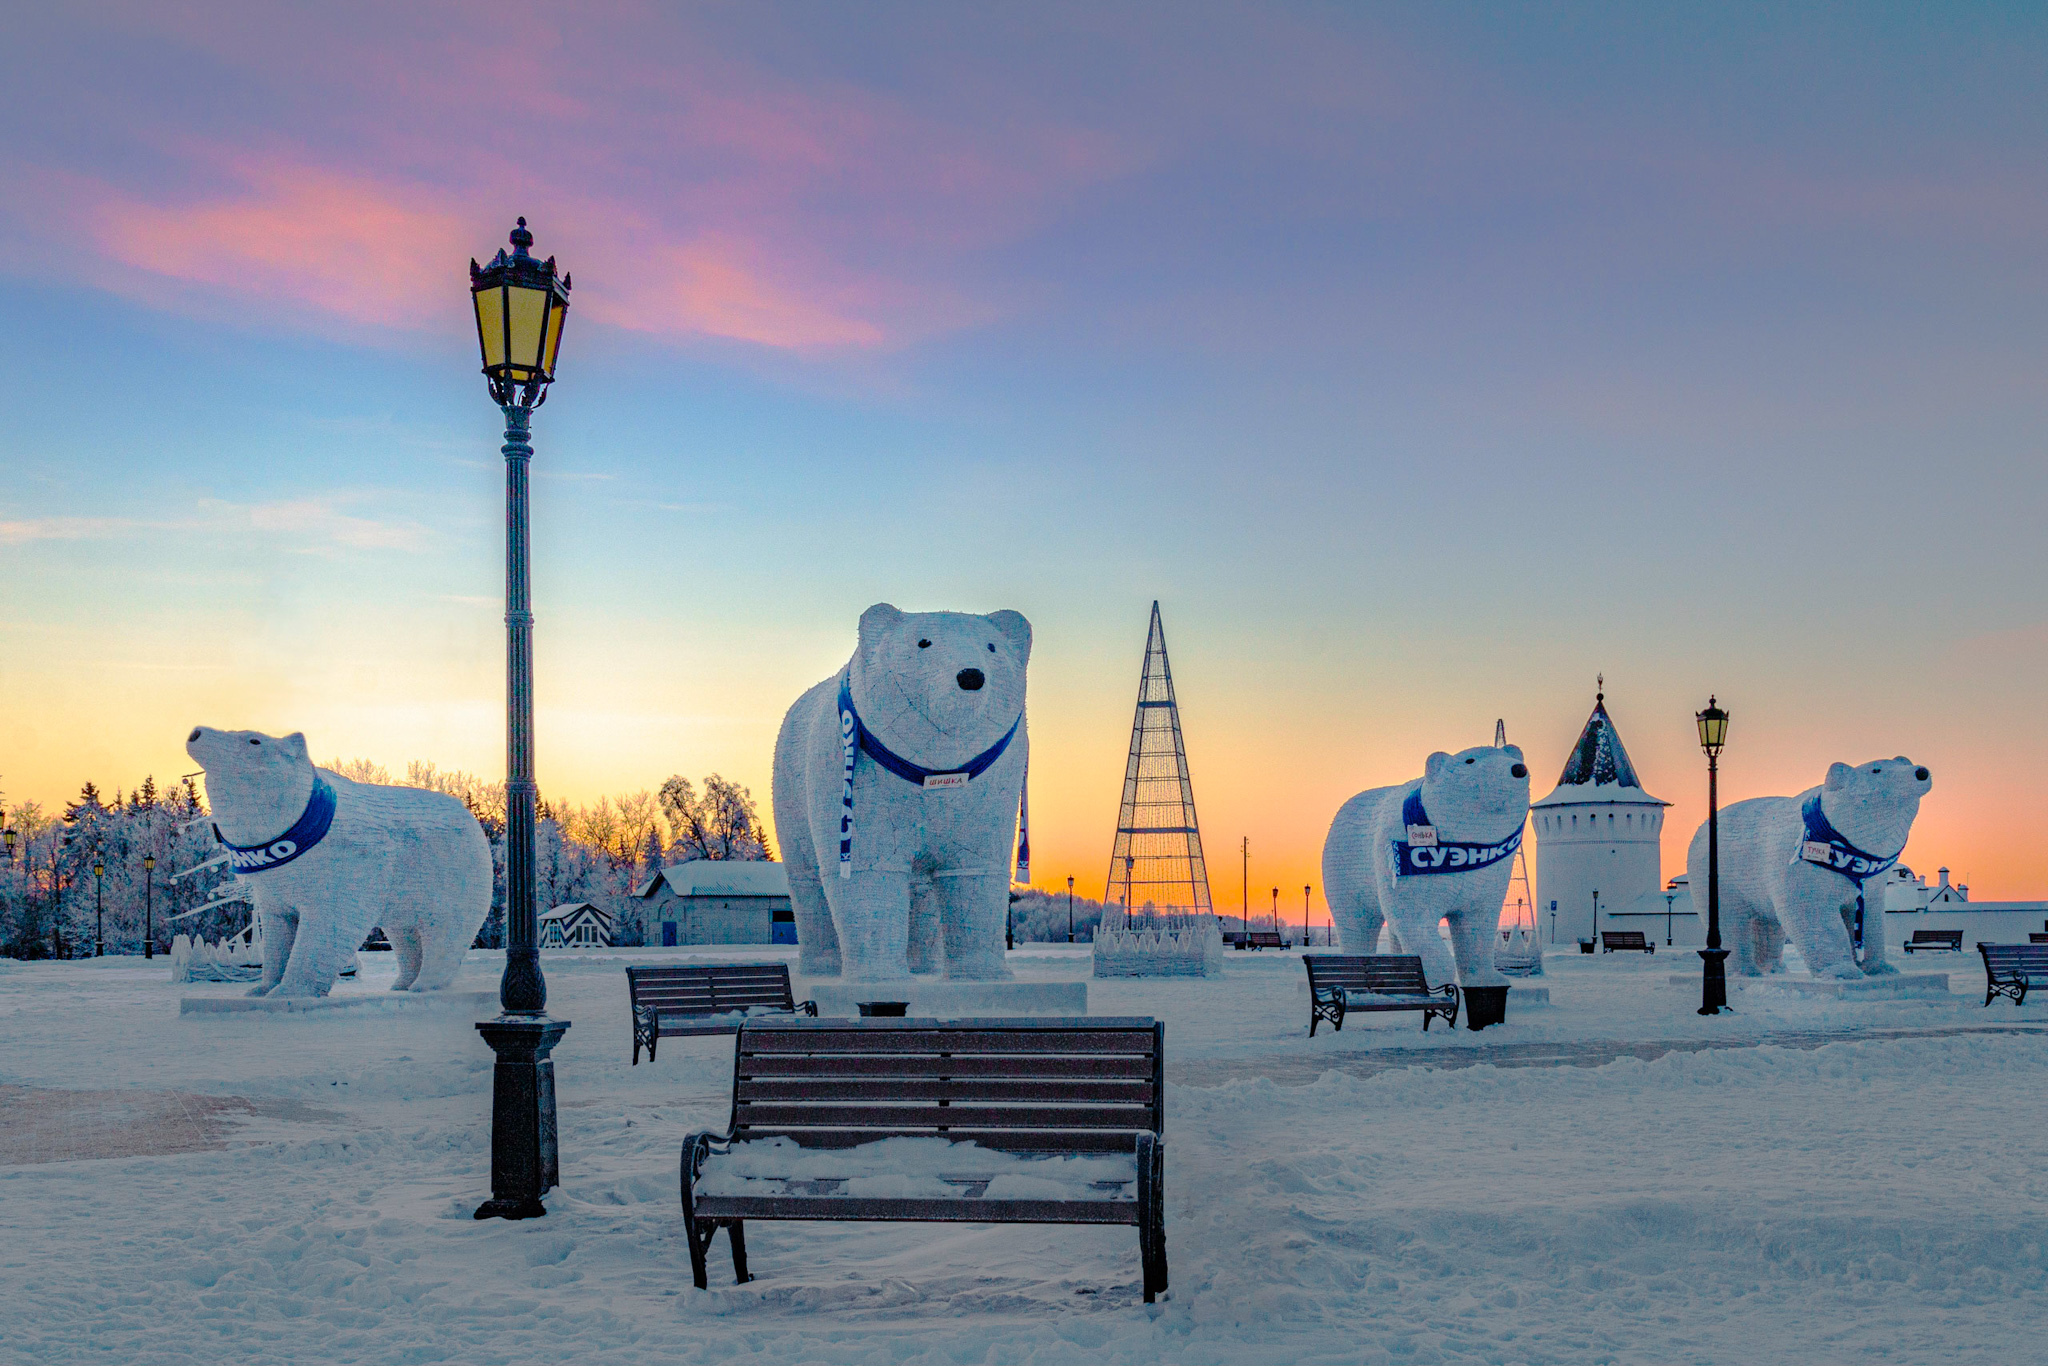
(4, 946, 2045, 1364)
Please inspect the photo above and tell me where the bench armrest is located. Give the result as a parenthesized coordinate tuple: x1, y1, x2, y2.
(797, 1000, 818, 1017)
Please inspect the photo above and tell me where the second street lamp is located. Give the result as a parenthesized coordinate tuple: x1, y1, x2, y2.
(1696, 696, 1730, 1015)
(143, 854, 155, 960)
(471, 217, 573, 1221)
(93, 861, 104, 958)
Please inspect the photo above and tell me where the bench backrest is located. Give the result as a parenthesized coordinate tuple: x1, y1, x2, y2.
(627, 962, 796, 1017)
(1910, 929, 1962, 944)
(1602, 931, 1648, 947)
(728, 1017, 1164, 1153)
(1248, 931, 1285, 946)
(1979, 943, 2048, 976)
(1304, 954, 1433, 995)
(2031, 933, 2048, 945)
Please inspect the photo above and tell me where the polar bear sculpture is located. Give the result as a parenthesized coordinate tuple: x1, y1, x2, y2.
(1686, 757, 1931, 980)
(773, 604, 1030, 983)
(1322, 745, 1531, 990)
(185, 726, 493, 997)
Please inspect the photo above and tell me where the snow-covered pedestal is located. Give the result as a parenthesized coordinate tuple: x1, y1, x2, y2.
(1662, 972, 1949, 1000)
(804, 980, 1086, 1018)
(180, 989, 498, 1016)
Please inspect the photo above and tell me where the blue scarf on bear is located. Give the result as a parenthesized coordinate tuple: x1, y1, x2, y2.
(1390, 787, 1523, 879)
(213, 777, 337, 875)
(1796, 793, 1902, 958)
(836, 674, 1023, 880)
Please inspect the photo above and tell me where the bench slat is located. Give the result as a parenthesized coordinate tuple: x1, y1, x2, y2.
(738, 1079, 1155, 1103)
(726, 1126, 1146, 1152)
(692, 1195, 1139, 1224)
(740, 1054, 1155, 1080)
(735, 1103, 1154, 1130)
(741, 1031, 1156, 1056)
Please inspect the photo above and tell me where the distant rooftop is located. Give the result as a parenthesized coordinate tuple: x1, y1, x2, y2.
(636, 861, 790, 899)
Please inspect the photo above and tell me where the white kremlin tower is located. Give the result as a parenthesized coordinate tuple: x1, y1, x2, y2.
(1532, 680, 1669, 946)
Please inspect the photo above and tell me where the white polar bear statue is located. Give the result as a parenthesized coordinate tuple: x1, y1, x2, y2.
(186, 726, 493, 997)
(773, 603, 1031, 983)
(1686, 757, 1931, 980)
(1321, 745, 1531, 990)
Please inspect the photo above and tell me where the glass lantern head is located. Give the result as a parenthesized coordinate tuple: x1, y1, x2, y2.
(470, 217, 570, 407)
(1696, 696, 1730, 756)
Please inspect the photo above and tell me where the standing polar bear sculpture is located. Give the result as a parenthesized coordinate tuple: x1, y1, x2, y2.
(1322, 745, 1531, 990)
(1687, 757, 1931, 979)
(773, 603, 1030, 983)
(186, 726, 492, 998)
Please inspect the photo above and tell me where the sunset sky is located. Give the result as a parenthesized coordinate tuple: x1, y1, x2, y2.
(3, 3, 2045, 910)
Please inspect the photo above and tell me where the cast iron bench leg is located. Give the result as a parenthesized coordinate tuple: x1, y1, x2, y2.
(728, 1220, 752, 1284)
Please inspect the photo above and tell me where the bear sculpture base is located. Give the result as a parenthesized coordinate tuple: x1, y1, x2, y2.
(804, 980, 1086, 1019)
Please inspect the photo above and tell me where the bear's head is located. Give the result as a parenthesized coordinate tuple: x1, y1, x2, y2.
(1419, 744, 1531, 839)
(185, 726, 316, 844)
(1820, 756, 1931, 854)
(848, 604, 1031, 766)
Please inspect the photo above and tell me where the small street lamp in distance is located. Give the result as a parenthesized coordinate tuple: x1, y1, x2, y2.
(1696, 696, 1731, 1016)
(1066, 876, 1074, 944)
(93, 860, 105, 958)
(143, 854, 156, 959)
(1303, 885, 1312, 949)
(470, 217, 574, 1221)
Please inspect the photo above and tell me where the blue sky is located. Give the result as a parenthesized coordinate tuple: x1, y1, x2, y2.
(2, 2, 2044, 902)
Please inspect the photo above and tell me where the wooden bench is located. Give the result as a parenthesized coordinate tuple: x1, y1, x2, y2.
(1224, 930, 1290, 951)
(627, 963, 816, 1063)
(1303, 955, 1459, 1035)
(1904, 929, 1964, 953)
(1600, 931, 1654, 954)
(1979, 943, 2048, 1007)
(2030, 933, 2048, 946)
(680, 1017, 1168, 1300)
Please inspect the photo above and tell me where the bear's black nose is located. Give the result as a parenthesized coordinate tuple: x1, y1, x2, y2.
(957, 668, 985, 691)
(1511, 763, 1527, 779)
(1915, 767, 1929, 781)
(188, 727, 202, 742)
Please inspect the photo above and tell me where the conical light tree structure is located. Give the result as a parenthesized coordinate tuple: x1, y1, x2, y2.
(1105, 602, 1214, 917)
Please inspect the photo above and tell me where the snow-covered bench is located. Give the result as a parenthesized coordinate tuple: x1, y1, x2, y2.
(627, 963, 815, 1063)
(680, 1017, 1168, 1301)
(1903, 930, 1963, 953)
(1601, 931, 1655, 954)
(1304, 954, 1459, 1035)
(1978, 943, 2048, 1007)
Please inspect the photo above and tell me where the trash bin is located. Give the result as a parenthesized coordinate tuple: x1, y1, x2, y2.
(1464, 985, 1510, 1030)
(1577, 938, 1596, 954)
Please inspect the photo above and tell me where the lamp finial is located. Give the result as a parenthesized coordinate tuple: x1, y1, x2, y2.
(1596, 672, 1603, 703)
(510, 217, 533, 255)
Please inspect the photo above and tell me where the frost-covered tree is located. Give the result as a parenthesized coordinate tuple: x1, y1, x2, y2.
(659, 774, 771, 862)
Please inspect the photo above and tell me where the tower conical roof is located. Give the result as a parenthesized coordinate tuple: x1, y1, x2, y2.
(1534, 685, 1667, 808)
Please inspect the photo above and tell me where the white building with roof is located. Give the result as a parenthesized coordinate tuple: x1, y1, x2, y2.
(1532, 686, 1670, 946)
(538, 902, 613, 949)
(633, 861, 794, 947)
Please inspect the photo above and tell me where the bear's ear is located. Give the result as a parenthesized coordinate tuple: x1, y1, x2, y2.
(281, 732, 309, 761)
(1502, 744, 1524, 762)
(1424, 751, 1451, 782)
(857, 603, 905, 657)
(1894, 756, 1912, 766)
(1825, 762, 1853, 789)
(988, 610, 1032, 664)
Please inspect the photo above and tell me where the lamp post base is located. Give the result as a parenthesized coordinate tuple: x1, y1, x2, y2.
(475, 1015, 571, 1220)
(1697, 947, 1730, 1015)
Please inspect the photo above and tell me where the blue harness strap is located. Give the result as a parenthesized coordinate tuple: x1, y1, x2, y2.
(1796, 793, 1902, 959)
(835, 674, 1023, 880)
(1391, 787, 1523, 879)
(213, 777, 337, 875)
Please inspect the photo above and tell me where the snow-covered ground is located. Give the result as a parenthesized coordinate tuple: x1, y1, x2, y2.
(3, 944, 2046, 1364)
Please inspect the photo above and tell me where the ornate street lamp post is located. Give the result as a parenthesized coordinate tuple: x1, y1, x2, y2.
(1066, 876, 1074, 944)
(93, 861, 104, 958)
(1696, 697, 1730, 1015)
(143, 854, 155, 959)
(1304, 885, 1312, 948)
(470, 218, 573, 1221)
